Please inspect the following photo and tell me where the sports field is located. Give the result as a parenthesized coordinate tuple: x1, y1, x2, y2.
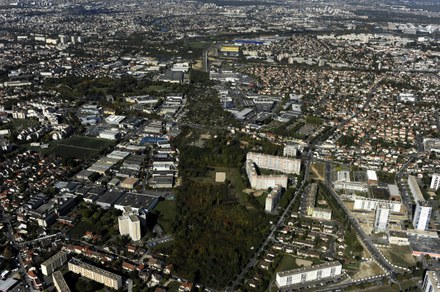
(46, 135, 114, 160)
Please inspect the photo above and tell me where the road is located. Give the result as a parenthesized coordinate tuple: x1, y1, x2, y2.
(324, 162, 397, 278)
(227, 152, 313, 290)
(4, 219, 35, 292)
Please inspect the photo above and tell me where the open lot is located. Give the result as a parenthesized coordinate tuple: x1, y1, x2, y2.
(379, 245, 416, 268)
(352, 261, 384, 280)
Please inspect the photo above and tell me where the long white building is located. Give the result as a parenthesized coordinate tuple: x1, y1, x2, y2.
(276, 261, 342, 288)
(246, 160, 288, 190)
(353, 197, 401, 213)
(408, 175, 425, 203)
(247, 152, 301, 175)
(68, 258, 122, 290)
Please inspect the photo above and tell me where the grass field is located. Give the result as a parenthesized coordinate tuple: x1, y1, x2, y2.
(45, 135, 114, 160)
(155, 199, 177, 234)
(379, 245, 416, 268)
(276, 254, 300, 272)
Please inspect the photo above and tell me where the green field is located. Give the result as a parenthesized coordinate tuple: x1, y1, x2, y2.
(276, 254, 300, 272)
(45, 135, 114, 160)
(155, 200, 177, 234)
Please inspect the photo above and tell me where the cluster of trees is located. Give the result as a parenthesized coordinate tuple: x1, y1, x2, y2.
(169, 179, 271, 288)
(168, 130, 272, 288)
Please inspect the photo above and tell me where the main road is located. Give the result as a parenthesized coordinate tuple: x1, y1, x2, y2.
(227, 152, 313, 291)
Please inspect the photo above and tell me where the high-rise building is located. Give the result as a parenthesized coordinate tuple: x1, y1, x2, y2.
(68, 258, 122, 290)
(413, 201, 432, 231)
(276, 261, 342, 288)
(283, 144, 298, 158)
(374, 203, 391, 232)
(40, 250, 68, 276)
(422, 270, 440, 292)
(118, 207, 142, 241)
(430, 174, 440, 191)
(265, 185, 283, 212)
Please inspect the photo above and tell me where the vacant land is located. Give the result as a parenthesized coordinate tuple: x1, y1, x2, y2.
(352, 261, 384, 280)
(379, 245, 416, 268)
(45, 135, 114, 160)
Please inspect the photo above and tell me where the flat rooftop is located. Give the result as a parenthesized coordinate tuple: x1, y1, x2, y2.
(96, 191, 125, 205)
(277, 261, 341, 277)
(114, 192, 159, 210)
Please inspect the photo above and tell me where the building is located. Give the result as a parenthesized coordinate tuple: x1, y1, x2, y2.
(246, 160, 288, 189)
(265, 185, 283, 212)
(276, 261, 342, 289)
(312, 208, 332, 220)
(422, 270, 440, 292)
(424, 138, 440, 153)
(388, 184, 401, 201)
(408, 175, 425, 203)
(68, 258, 122, 290)
(52, 271, 71, 292)
(367, 170, 378, 185)
(120, 177, 140, 189)
(353, 197, 401, 213)
(430, 174, 440, 191)
(413, 201, 432, 231)
(98, 129, 121, 140)
(247, 152, 301, 174)
(283, 144, 298, 158)
(374, 203, 391, 232)
(40, 250, 68, 276)
(118, 207, 142, 241)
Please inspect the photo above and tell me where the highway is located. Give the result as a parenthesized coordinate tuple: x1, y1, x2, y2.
(227, 152, 313, 291)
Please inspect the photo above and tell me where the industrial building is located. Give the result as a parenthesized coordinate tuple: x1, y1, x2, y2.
(68, 258, 122, 290)
(276, 261, 342, 289)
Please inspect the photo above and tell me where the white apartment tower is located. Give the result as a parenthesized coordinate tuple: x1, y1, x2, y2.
(118, 207, 142, 241)
(431, 174, 440, 191)
(374, 203, 391, 232)
(413, 201, 432, 231)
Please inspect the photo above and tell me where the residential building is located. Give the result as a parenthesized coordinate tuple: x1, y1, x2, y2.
(430, 174, 440, 191)
(276, 261, 342, 288)
(265, 185, 283, 212)
(353, 197, 401, 213)
(246, 160, 288, 190)
(247, 152, 301, 174)
(52, 271, 71, 292)
(118, 207, 142, 241)
(413, 201, 432, 231)
(408, 175, 425, 203)
(311, 208, 332, 220)
(422, 270, 440, 292)
(374, 203, 391, 232)
(40, 250, 68, 276)
(68, 258, 122, 290)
